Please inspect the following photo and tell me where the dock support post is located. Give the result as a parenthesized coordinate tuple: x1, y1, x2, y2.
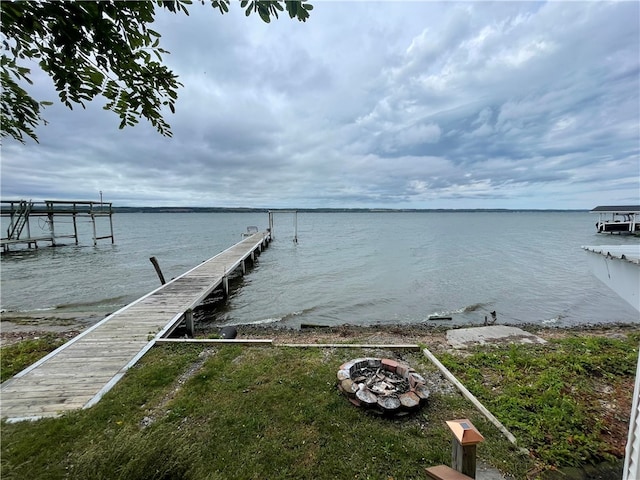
(109, 210, 115, 244)
(72, 213, 79, 245)
(26, 216, 32, 248)
(241, 259, 246, 275)
(47, 207, 56, 246)
(223, 274, 229, 299)
(91, 214, 97, 246)
(185, 309, 194, 337)
(8, 204, 16, 239)
(268, 211, 274, 240)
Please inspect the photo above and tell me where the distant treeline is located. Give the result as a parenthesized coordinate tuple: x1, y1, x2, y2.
(113, 207, 586, 213)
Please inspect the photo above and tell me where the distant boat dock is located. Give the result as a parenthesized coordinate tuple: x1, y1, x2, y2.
(1, 199, 115, 252)
(0, 231, 271, 421)
(591, 205, 640, 234)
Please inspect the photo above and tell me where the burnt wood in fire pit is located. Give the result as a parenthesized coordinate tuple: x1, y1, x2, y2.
(337, 357, 430, 415)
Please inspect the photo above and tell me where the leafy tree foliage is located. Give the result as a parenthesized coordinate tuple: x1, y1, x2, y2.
(1, 1, 313, 143)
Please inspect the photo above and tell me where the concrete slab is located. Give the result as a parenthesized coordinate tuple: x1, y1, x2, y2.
(446, 325, 547, 349)
(478, 461, 512, 480)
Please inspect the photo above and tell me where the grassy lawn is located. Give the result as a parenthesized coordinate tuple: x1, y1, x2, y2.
(1, 330, 637, 479)
(439, 334, 638, 476)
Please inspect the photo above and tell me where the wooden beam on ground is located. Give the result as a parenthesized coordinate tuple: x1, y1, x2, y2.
(422, 347, 520, 447)
(153, 340, 420, 350)
(155, 338, 274, 346)
(276, 343, 421, 350)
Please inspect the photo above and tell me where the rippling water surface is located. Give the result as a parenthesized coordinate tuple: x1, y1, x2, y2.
(1, 211, 638, 328)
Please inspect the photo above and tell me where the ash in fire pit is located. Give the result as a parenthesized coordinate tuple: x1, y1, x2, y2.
(337, 358, 430, 415)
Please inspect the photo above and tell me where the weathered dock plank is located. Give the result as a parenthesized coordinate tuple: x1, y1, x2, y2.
(1, 384, 107, 394)
(1, 231, 270, 421)
(1, 395, 94, 407)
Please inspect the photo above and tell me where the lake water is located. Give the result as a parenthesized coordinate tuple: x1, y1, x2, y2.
(1, 211, 638, 328)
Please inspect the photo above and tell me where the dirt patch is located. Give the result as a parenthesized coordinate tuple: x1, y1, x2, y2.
(598, 377, 634, 458)
(0, 311, 104, 346)
(223, 323, 453, 350)
(0, 328, 83, 347)
(208, 322, 640, 353)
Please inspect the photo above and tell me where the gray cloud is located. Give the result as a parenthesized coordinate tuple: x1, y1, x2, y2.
(2, 1, 638, 209)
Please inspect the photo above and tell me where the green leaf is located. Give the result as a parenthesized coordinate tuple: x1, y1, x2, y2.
(88, 70, 105, 86)
(287, 1, 298, 18)
(259, 11, 271, 22)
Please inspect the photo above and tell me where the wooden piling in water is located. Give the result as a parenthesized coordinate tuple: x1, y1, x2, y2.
(185, 309, 194, 337)
(149, 256, 167, 285)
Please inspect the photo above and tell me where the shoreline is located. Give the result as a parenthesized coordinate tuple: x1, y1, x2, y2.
(2, 310, 639, 348)
(0, 311, 104, 346)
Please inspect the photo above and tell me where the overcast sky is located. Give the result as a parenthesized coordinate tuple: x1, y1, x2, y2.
(2, 1, 639, 209)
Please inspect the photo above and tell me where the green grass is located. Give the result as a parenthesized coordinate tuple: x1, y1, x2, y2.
(1, 344, 528, 480)
(439, 335, 639, 470)
(1, 332, 637, 479)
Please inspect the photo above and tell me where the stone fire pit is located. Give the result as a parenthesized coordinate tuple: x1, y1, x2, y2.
(337, 357, 430, 415)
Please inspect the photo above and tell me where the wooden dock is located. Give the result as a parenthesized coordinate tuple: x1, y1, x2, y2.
(0, 231, 271, 421)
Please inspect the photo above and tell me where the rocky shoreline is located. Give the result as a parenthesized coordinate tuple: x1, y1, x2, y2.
(2, 310, 639, 349)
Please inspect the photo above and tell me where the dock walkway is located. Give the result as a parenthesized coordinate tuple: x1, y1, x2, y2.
(1, 231, 270, 421)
